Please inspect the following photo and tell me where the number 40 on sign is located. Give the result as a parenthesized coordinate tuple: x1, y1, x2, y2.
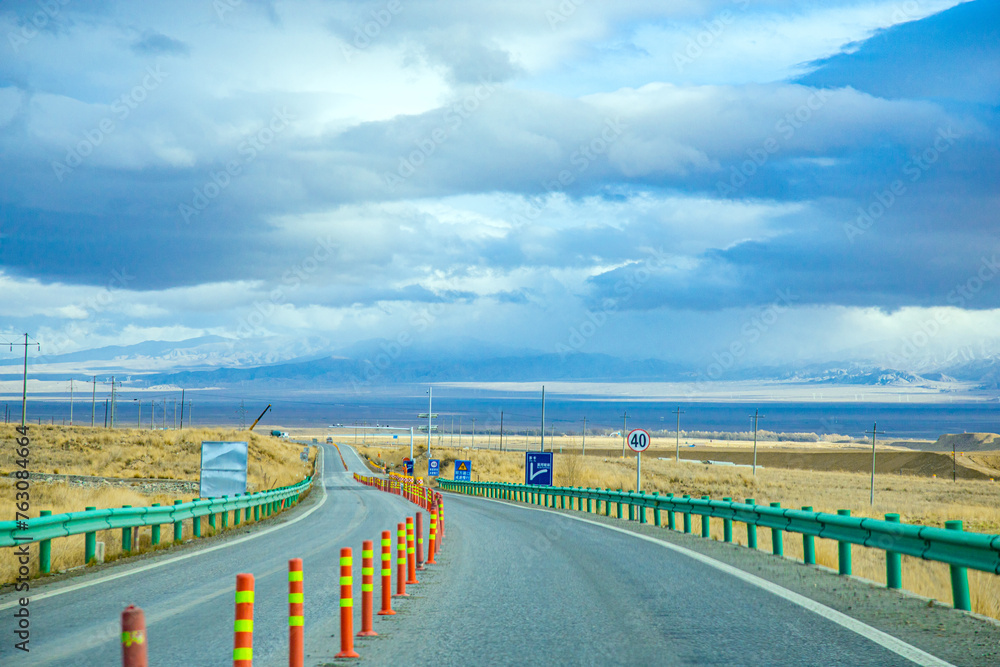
(627, 428, 650, 496)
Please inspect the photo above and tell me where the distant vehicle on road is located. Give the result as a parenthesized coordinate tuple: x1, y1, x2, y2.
(326, 436, 333, 443)
(270, 430, 289, 438)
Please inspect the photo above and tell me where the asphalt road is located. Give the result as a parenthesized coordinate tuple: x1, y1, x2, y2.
(0, 444, 973, 666)
(354, 489, 956, 667)
(0, 444, 421, 666)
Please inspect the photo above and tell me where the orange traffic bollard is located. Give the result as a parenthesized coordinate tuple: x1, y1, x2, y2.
(335, 548, 360, 659)
(358, 540, 378, 637)
(394, 522, 408, 597)
(415, 512, 425, 570)
(289, 558, 304, 667)
(233, 573, 254, 667)
(121, 604, 148, 667)
(378, 530, 395, 615)
(406, 517, 419, 585)
(427, 506, 437, 564)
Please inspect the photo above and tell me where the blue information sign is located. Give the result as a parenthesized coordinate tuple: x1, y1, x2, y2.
(428, 459, 440, 477)
(404, 459, 414, 476)
(454, 459, 472, 481)
(525, 451, 553, 486)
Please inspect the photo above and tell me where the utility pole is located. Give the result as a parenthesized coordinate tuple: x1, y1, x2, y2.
(953, 440, 957, 482)
(621, 411, 628, 458)
(750, 409, 763, 475)
(179, 389, 185, 428)
(188, 401, 192, 427)
(110, 376, 116, 428)
(540, 385, 545, 452)
(471, 417, 476, 449)
(459, 417, 462, 448)
(104, 399, 109, 428)
(427, 387, 432, 453)
(867, 422, 886, 505)
(451, 416, 455, 447)
(499, 410, 504, 452)
(137, 400, 141, 428)
(7, 334, 39, 428)
(173, 400, 177, 429)
(150, 400, 154, 429)
(581, 416, 587, 455)
(69, 379, 74, 425)
(91, 376, 96, 427)
(162, 398, 167, 429)
(673, 407, 685, 463)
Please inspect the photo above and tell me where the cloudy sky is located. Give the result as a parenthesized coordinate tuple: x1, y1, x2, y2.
(1, 0, 998, 373)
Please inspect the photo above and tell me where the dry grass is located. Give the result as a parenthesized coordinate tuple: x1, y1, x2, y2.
(0, 425, 315, 584)
(358, 441, 1000, 620)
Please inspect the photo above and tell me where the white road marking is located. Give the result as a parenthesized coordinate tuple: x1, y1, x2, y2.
(0, 447, 332, 610)
(450, 492, 955, 667)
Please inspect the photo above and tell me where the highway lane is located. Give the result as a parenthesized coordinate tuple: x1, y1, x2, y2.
(0, 444, 418, 666)
(356, 491, 948, 667)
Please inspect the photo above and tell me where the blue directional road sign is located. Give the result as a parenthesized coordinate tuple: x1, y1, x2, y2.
(404, 459, 414, 476)
(454, 459, 472, 481)
(525, 451, 553, 486)
(428, 459, 440, 477)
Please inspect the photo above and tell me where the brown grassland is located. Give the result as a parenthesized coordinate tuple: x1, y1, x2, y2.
(355, 435, 1000, 620)
(0, 425, 314, 584)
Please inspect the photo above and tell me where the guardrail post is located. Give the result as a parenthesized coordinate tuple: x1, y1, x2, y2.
(244, 505, 251, 522)
(406, 517, 418, 585)
(151, 504, 161, 546)
(700, 496, 711, 538)
(884, 513, 901, 589)
(746, 499, 757, 549)
(837, 509, 852, 575)
(587, 493, 594, 514)
(336, 548, 360, 658)
(234, 499, 241, 527)
(253, 502, 259, 522)
(682, 495, 692, 534)
(222, 498, 230, 529)
(192, 500, 202, 538)
(945, 520, 971, 611)
(289, 558, 304, 666)
(38, 510, 52, 574)
(379, 530, 396, 615)
(121, 505, 133, 553)
(395, 522, 408, 597)
(802, 506, 815, 565)
(359, 540, 377, 637)
(628, 497, 635, 521)
(604, 490, 611, 517)
(209, 510, 217, 532)
(769, 502, 784, 556)
(652, 493, 660, 526)
(722, 498, 733, 542)
(85, 506, 97, 564)
(233, 573, 254, 667)
(121, 604, 148, 667)
(173, 500, 183, 542)
(666, 493, 675, 530)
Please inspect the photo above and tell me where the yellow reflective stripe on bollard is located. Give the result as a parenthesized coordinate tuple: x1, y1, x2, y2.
(340, 556, 352, 566)
(234, 619, 253, 633)
(362, 550, 373, 558)
(362, 567, 373, 576)
(362, 583, 373, 592)
(381, 538, 391, 546)
(288, 593, 303, 603)
(288, 571, 303, 582)
(340, 598, 353, 607)
(233, 648, 253, 661)
(340, 576, 352, 585)
(235, 591, 254, 603)
(289, 616, 304, 626)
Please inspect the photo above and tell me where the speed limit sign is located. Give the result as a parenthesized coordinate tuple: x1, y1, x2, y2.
(627, 429, 650, 452)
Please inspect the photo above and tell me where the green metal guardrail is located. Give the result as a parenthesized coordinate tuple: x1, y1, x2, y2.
(438, 479, 1000, 612)
(1, 475, 313, 575)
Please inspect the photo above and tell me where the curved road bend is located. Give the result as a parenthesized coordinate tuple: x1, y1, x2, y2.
(354, 487, 956, 667)
(0, 444, 417, 666)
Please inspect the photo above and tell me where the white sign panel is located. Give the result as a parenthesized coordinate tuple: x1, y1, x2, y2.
(200, 441, 248, 498)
